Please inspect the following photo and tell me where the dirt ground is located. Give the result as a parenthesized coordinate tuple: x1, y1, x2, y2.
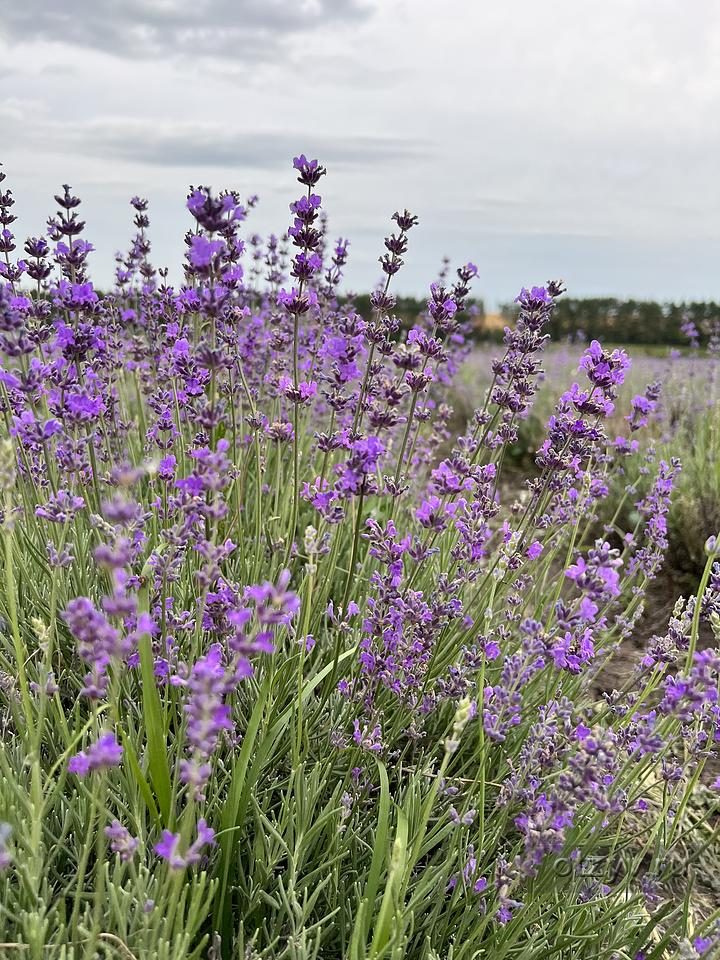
(596, 569, 715, 695)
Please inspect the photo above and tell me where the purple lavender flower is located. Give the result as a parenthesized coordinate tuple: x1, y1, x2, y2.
(105, 820, 139, 862)
(526, 541, 543, 560)
(0, 823, 12, 870)
(154, 831, 186, 869)
(629, 458, 681, 580)
(35, 489, 85, 523)
(188, 234, 226, 271)
(626, 381, 660, 432)
(178, 644, 234, 799)
(484, 638, 545, 741)
(68, 733, 123, 776)
(155, 818, 215, 870)
(352, 719, 383, 753)
(292, 155, 327, 187)
(64, 597, 131, 697)
(244, 570, 300, 626)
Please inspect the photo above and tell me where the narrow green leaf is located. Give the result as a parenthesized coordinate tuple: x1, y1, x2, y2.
(215, 675, 271, 938)
(138, 627, 172, 824)
(120, 727, 161, 829)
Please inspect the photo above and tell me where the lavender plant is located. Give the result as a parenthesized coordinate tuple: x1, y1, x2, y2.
(1, 157, 720, 960)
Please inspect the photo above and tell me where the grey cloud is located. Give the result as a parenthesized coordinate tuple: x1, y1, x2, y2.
(12, 116, 426, 170)
(0, 0, 374, 60)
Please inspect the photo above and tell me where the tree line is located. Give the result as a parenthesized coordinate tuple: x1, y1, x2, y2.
(338, 293, 720, 347)
(499, 297, 720, 347)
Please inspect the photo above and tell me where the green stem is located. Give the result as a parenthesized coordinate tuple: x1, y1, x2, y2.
(3, 490, 34, 738)
(686, 547, 716, 670)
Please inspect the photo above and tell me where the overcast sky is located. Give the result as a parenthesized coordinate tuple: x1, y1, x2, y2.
(1, 0, 719, 305)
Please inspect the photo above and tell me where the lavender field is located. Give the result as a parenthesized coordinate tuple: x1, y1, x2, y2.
(0, 152, 719, 960)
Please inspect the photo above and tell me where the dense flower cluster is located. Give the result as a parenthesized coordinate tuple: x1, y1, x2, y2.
(0, 156, 718, 958)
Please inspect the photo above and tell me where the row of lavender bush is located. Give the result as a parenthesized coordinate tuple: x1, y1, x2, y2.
(1, 157, 719, 959)
(454, 340, 720, 581)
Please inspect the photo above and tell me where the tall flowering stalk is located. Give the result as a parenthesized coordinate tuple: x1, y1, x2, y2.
(280, 154, 326, 564)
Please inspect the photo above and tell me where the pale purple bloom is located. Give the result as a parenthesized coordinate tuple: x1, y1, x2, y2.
(68, 733, 123, 776)
(155, 818, 215, 869)
(526, 541, 543, 560)
(0, 823, 12, 870)
(105, 820, 139, 862)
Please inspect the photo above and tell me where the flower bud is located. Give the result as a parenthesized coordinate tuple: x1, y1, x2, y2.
(446, 696, 477, 753)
